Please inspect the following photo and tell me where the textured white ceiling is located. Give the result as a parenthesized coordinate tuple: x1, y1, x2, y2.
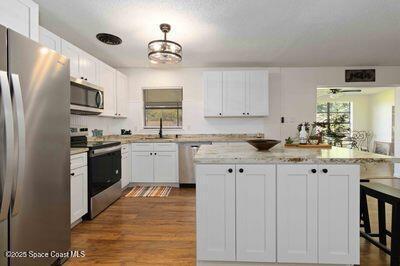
(35, 0, 400, 68)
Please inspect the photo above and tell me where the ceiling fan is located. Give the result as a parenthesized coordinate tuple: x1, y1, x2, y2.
(319, 88, 362, 98)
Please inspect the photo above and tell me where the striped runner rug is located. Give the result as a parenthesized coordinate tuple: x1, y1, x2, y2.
(125, 186, 172, 197)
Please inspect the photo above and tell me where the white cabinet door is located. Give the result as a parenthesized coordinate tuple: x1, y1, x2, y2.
(277, 165, 318, 263)
(236, 165, 276, 262)
(196, 164, 236, 261)
(154, 152, 178, 183)
(98, 62, 117, 116)
(132, 152, 154, 183)
(70, 166, 88, 224)
(61, 39, 80, 78)
(223, 71, 246, 116)
(121, 152, 131, 188)
(318, 165, 360, 265)
(246, 71, 269, 116)
(0, 0, 38, 41)
(39, 26, 61, 53)
(79, 51, 98, 84)
(116, 71, 128, 117)
(203, 71, 223, 117)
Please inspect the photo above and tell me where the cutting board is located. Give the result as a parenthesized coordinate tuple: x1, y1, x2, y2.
(285, 143, 332, 149)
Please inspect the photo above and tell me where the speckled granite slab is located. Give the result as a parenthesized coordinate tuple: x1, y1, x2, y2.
(194, 142, 399, 164)
(88, 134, 263, 144)
(70, 148, 88, 155)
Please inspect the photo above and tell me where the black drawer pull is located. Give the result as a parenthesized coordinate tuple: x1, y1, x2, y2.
(322, 169, 328, 174)
(150, 152, 153, 155)
(70, 173, 75, 176)
(311, 169, 317, 174)
(228, 168, 233, 173)
(239, 168, 244, 173)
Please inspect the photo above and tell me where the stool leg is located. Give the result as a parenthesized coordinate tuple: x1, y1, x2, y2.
(360, 190, 371, 234)
(391, 204, 400, 266)
(378, 200, 387, 245)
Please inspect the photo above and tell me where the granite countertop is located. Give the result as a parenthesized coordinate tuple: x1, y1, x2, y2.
(88, 134, 263, 144)
(194, 142, 398, 164)
(70, 147, 89, 155)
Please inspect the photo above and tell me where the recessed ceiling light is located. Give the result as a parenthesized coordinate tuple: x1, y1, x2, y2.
(148, 24, 182, 64)
(96, 33, 122, 45)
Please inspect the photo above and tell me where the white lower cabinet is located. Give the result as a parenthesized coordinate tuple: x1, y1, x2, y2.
(131, 143, 178, 183)
(196, 164, 236, 261)
(318, 165, 360, 265)
(132, 151, 154, 182)
(154, 152, 178, 183)
(196, 163, 359, 265)
(70, 153, 88, 225)
(121, 145, 131, 188)
(277, 165, 318, 263)
(236, 165, 276, 262)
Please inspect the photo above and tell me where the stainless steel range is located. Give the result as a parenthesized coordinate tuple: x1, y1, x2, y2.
(71, 134, 122, 219)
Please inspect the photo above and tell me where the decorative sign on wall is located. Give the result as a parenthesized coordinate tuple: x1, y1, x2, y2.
(345, 69, 375, 82)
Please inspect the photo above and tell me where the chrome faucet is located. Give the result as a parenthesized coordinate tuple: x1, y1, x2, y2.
(159, 118, 163, 138)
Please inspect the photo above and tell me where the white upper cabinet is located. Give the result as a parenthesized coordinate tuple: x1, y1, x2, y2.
(79, 51, 98, 84)
(277, 164, 318, 264)
(223, 71, 246, 116)
(203, 71, 223, 117)
(116, 71, 128, 117)
(318, 165, 360, 265)
(39, 26, 61, 53)
(246, 70, 269, 116)
(236, 164, 276, 262)
(98, 61, 117, 117)
(203, 70, 269, 117)
(61, 39, 80, 78)
(61, 39, 98, 85)
(0, 0, 39, 41)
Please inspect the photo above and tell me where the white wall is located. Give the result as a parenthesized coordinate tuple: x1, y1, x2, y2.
(369, 89, 395, 143)
(72, 66, 400, 140)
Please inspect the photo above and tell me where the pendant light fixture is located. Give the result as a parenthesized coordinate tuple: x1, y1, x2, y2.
(148, 24, 182, 64)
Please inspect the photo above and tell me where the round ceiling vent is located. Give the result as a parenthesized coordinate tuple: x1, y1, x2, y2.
(96, 33, 122, 45)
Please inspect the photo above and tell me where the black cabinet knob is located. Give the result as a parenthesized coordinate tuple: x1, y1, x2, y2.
(311, 169, 317, 174)
(239, 168, 244, 173)
(219, 113, 222, 115)
(150, 152, 153, 155)
(322, 169, 328, 173)
(70, 173, 75, 176)
(228, 168, 233, 173)
(247, 112, 249, 115)
(243, 113, 245, 115)
(154, 153, 157, 155)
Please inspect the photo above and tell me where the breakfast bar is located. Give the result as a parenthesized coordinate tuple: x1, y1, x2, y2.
(194, 142, 397, 266)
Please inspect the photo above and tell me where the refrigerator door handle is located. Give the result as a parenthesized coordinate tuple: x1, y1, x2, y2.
(0, 71, 15, 221)
(10, 74, 25, 216)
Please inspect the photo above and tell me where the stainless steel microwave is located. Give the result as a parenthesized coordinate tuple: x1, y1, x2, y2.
(70, 77, 104, 115)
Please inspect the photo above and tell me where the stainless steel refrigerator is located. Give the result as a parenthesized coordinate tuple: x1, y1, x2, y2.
(0, 25, 70, 265)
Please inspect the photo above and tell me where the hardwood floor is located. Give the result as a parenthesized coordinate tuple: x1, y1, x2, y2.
(67, 185, 392, 265)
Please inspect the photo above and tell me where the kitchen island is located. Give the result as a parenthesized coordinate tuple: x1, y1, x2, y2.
(194, 143, 397, 266)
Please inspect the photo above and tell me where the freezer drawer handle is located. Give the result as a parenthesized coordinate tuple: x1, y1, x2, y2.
(10, 74, 26, 216)
(0, 71, 15, 221)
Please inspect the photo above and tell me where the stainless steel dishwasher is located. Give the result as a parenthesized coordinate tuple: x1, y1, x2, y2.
(179, 142, 212, 184)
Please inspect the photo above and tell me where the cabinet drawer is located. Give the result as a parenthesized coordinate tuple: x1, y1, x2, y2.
(121, 144, 130, 154)
(70, 153, 87, 170)
(131, 143, 154, 151)
(154, 143, 177, 152)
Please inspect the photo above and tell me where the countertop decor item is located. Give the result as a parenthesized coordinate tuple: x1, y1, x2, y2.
(246, 139, 281, 151)
(299, 123, 308, 144)
(92, 129, 103, 137)
(148, 23, 182, 64)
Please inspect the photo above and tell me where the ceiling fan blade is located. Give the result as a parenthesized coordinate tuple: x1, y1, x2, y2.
(341, 89, 362, 93)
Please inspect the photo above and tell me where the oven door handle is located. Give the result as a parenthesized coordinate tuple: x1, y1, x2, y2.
(90, 145, 121, 157)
